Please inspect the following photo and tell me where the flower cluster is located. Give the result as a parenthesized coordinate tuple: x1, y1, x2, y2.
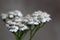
(1, 10, 51, 32)
(1, 10, 28, 32)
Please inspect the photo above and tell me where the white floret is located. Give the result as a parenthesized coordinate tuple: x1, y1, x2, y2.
(19, 24, 28, 31)
(24, 14, 39, 25)
(20, 25, 28, 31)
(14, 10, 23, 17)
(6, 24, 10, 28)
(41, 17, 51, 22)
(40, 12, 51, 22)
(9, 26, 19, 32)
(14, 17, 23, 22)
(7, 20, 16, 25)
(9, 14, 14, 18)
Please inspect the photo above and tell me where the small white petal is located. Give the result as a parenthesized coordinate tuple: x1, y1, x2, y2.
(9, 26, 19, 32)
(7, 20, 16, 25)
(33, 22, 39, 25)
(45, 17, 51, 22)
(9, 29, 18, 32)
(14, 10, 23, 17)
(23, 18, 28, 22)
(41, 19, 47, 22)
(28, 21, 34, 24)
(18, 23, 28, 31)
(28, 21, 39, 25)
(20, 26, 28, 31)
(11, 22, 17, 25)
(32, 11, 42, 18)
(41, 17, 51, 22)
(6, 24, 10, 28)
(9, 15, 14, 18)
(14, 18, 22, 22)
(7, 20, 12, 24)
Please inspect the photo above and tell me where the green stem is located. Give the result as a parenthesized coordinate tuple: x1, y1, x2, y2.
(30, 29, 32, 40)
(22, 30, 29, 38)
(13, 31, 22, 40)
(29, 25, 32, 40)
(18, 26, 23, 40)
(13, 32, 20, 40)
(19, 30, 29, 40)
(19, 30, 28, 40)
(31, 23, 46, 39)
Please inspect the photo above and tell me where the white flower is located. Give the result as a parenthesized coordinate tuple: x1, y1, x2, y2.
(24, 14, 39, 25)
(14, 10, 23, 17)
(6, 23, 19, 32)
(20, 26, 28, 31)
(28, 21, 39, 25)
(1, 13, 8, 19)
(7, 20, 16, 25)
(40, 12, 51, 22)
(33, 18, 40, 23)
(9, 26, 19, 32)
(1, 10, 51, 32)
(8, 11, 17, 16)
(9, 14, 14, 18)
(23, 14, 31, 23)
(32, 11, 51, 22)
(8, 10, 23, 17)
(19, 23, 28, 31)
(32, 11, 42, 18)
(14, 16, 23, 22)
(28, 18, 40, 25)
(6, 24, 10, 28)
(41, 17, 51, 22)
(23, 18, 29, 22)
(40, 12, 50, 18)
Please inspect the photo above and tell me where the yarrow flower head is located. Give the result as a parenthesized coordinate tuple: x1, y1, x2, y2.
(1, 10, 28, 32)
(40, 12, 51, 22)
(1, 10, 51, 32)
(32, 11, 51, 23)
(24, 14, 40, 25)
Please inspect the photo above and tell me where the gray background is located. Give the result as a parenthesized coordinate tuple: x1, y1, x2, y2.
(0, 0, 60, 40)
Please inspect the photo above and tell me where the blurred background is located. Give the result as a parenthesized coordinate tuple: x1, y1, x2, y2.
(0, 0, 60, 40)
